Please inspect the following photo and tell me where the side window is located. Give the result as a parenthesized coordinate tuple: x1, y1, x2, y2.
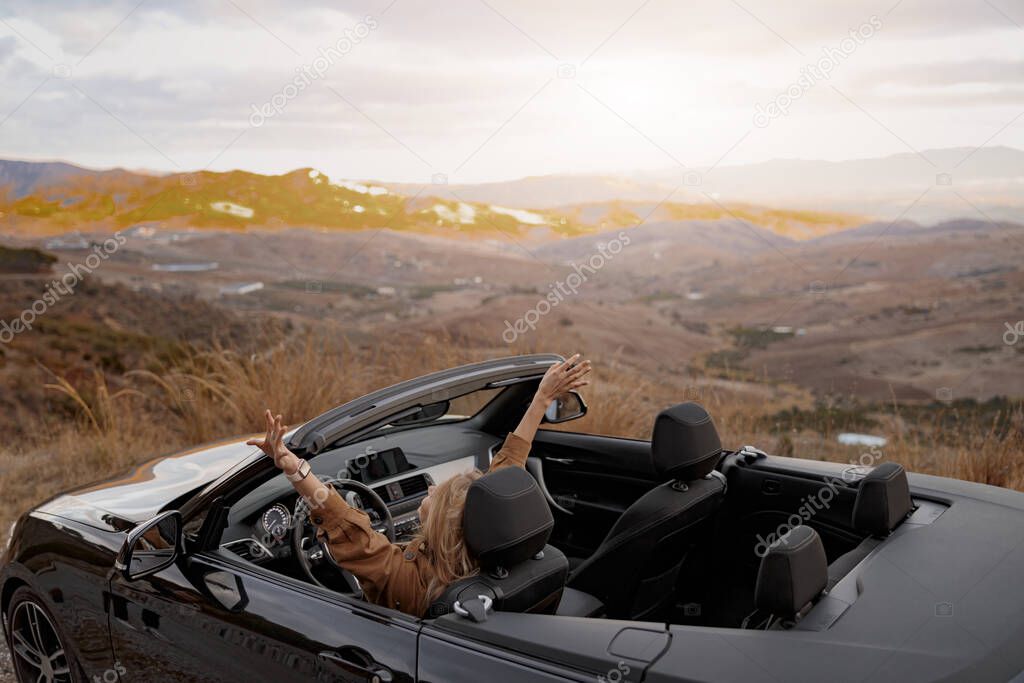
(540, 397, 646, 439)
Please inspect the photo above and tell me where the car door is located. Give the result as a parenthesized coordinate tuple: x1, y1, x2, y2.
(418, 611, 669, 682)
(529, 430, 660, 560)
(108, 548, 419, 682)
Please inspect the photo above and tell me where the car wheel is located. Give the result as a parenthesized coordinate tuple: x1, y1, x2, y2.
(6, 586, 84, 683)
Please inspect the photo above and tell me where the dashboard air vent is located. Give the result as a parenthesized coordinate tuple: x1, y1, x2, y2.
(399, 475, 429, 498)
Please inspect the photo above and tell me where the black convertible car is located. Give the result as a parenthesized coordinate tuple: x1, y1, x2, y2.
(3, 354, 1024, 682)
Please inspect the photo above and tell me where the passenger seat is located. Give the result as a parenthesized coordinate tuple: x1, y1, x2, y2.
(567, 403, 727, 620)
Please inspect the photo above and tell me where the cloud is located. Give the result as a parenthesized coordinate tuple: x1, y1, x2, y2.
(0, 0, 1021, 182)
(864, 60, 1024, 88)
(0, 35, 16, 64)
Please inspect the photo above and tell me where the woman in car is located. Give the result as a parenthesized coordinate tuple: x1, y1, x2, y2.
(249, 354, 592, 617)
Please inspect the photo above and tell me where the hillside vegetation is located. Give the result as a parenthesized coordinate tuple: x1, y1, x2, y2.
(0, 245, 56, 273)
(1, 164, 863, 240)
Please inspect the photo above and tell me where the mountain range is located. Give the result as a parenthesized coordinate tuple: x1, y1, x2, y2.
(1, 146, 1020, 240)
(387, 147, 1024, 223)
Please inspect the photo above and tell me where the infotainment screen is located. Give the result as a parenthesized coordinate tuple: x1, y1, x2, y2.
(343, 447, 414, 483)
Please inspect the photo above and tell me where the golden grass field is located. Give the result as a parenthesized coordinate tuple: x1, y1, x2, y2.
(1, 330, 1021, 538)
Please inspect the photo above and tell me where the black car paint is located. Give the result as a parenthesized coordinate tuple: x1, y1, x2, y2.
(421, 613, 670, 682)
(2, 512, 123, 677)
(60, 436, 267, 526)
(7, 442, 1024, 682)
(107, 550, 421, 682)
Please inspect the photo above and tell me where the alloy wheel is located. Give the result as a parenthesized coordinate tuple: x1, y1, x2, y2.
(9, 600, 73, 683)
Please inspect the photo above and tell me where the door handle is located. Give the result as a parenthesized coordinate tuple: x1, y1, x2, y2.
(547, 457, 574, 465)
(318, 649, 393, 683)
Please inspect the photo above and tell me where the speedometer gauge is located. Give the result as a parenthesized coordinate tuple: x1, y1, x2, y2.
(261, 503, 291, 540)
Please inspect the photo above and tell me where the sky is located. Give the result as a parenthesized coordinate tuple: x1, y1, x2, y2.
(0, 0, 1022, 183)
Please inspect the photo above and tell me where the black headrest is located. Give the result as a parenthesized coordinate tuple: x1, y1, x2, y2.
(853, 462, 912, 536)
(755, 525, 828, 620)
(651, 403, 722, 481)
(463, 467, 553, 569)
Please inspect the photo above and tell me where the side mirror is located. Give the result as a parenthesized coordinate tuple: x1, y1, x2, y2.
(116, 510, 182, 581)
(542, 390, 588, 424)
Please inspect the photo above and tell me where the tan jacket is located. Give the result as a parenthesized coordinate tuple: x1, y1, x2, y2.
(310, 433, 531, 617)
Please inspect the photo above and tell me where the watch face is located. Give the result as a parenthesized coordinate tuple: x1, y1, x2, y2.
(288, 460, 307, 480)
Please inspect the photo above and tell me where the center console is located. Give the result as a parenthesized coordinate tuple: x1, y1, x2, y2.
(366, 465, 434, 542)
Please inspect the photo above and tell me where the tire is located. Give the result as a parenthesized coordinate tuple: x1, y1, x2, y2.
(5, 586, 85, 683)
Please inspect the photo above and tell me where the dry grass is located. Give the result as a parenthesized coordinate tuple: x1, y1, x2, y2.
(0, 330, 492, 533)
(1, 330, 1021, 540)
(0, 372, 168, 533)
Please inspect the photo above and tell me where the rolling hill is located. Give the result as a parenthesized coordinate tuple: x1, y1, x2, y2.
(3, 147, 1019, 242)
(0, 159, 863, 241)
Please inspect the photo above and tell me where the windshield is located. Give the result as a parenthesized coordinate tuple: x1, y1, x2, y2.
(359, 386, 505, 439)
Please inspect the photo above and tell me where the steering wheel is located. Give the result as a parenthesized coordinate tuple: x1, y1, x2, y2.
(292, 478, 395, 596)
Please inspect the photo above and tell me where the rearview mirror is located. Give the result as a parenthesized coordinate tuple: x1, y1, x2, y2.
(543, 390, 587, 424)
(116, 510, 182, 581)
(391, 400, 450, 426)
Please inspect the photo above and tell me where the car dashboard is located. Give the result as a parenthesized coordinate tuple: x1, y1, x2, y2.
(220, 423, 505, 566)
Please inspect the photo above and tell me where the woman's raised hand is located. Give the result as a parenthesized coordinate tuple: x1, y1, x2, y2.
(247, 409, 298, 471)
(537, 353, 592, 403)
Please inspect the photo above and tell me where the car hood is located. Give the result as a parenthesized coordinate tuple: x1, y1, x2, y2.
(36, 436, 258, 531)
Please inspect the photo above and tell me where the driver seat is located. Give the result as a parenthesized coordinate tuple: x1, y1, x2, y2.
(427, 467, 568, 618)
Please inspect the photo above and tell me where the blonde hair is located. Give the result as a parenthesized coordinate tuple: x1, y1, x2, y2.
(415, 469, 484, 603)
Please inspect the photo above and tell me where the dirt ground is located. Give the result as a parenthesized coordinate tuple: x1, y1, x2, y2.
(0, 638, 14, 683)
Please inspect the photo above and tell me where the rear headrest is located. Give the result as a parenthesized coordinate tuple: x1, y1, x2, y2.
(651, 403, 723, 481)
(463, 467, 553, 569)
(755, 525, 828, 620)
(853, 462, 913, 536)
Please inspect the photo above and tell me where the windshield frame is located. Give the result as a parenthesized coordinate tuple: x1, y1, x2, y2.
(336, 385, 507, 445)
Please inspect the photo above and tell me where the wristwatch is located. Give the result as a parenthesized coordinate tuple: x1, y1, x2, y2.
(285, 458, 312, 482)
